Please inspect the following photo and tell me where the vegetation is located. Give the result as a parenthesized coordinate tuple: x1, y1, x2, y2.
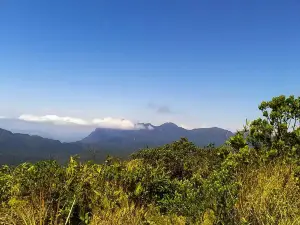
(1, 95, 300, 224)
(0, 123, 232, 166)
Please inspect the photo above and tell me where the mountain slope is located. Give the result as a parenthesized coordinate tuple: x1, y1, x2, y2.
(0, 123, 234, 165)
(81, 123, 234, 156)
(0, 128, 84, 165)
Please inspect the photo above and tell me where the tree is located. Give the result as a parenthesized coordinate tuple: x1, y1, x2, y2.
(239, 95, 300, 158)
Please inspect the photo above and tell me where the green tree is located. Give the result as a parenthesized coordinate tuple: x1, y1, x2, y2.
(237, 95, 300, 159)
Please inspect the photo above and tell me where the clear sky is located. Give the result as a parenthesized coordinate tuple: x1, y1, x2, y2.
(0, 0, 300, 131)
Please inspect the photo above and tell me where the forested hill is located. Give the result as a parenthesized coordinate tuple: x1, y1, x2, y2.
(82, 122, 233, 153)
(0, 128, 83, 165)
(0, 124, 233, 165)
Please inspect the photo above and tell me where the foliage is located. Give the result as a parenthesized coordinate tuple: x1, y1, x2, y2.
(1, 94, 300, 224)
(235, 162, 300, 224)
(245, 95, 300, 159)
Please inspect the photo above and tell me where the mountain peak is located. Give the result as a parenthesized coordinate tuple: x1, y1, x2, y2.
(159, 122, 179, 129)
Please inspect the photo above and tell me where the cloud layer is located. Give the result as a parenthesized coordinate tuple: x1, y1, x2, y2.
(19, 115, 88, 125)
(18, 114, 139, 130)
(4, 114, 228, 132)
(92, 117, 135, 129)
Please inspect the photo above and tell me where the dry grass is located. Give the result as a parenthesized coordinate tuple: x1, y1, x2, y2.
(0, 197, 186, 225)
(90, 206, 186, 225)
(2, 160, 300, 225)
(236, 162, 300, 225)
(0, 197, 64, 225)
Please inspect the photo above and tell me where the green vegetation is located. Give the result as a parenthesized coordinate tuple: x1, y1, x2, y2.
(1, 95, 300, 224)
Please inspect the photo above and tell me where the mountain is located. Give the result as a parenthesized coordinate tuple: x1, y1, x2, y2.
(0, 123, 234, 165)
(0, 128, 84, 165)
(0, 118, 93, 142)
(81, 123, 234, 156)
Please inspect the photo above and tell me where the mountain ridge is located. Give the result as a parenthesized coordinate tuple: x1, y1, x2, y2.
(0, 128, 84, 165)
(0, 122, 234, 165)
(82, 122, 234, 153)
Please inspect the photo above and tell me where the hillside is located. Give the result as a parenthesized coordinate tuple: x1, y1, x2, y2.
(0, 123, 233, 165)
(1, 95, 300, 224)
(2, 137, 298, 224)
(0, 128, 84, 165)
(81, 122, 233, 156)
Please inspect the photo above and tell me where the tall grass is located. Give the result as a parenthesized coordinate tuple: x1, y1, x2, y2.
(235, 162, 300, 224)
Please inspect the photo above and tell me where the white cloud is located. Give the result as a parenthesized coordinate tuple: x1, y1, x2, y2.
(18, 114, 140, 130)
(18, 114, 234, 131)
(147, 125, 155, 130)
(19, 114, 89, 126)
(180, 123, 212, 130)
(180, 124, 193, 130)
(92, 117, 136, 130)
(134, 123, 148, 130)
(133, 123, 155, 130)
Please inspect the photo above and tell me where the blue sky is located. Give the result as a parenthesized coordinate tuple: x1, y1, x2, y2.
(0, 0, 300, 130)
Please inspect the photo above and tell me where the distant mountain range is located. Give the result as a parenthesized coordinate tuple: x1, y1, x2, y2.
(0, 128, 84, 165)
(0, 122, 234, 165)
(81, 122, 234, 157)
(0, 118, 92, 142)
